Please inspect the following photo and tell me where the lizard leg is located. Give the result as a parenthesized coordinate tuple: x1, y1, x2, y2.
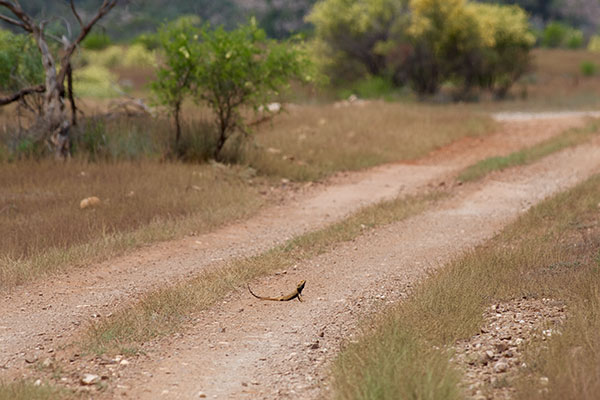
(297, 294, 303, 302)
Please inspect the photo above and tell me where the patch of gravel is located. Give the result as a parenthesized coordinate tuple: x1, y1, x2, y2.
(451, 298, 567, 400)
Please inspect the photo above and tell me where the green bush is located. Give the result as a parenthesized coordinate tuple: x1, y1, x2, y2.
(542, 22, 583, 49)
(82, 32, 112, 50)
(308, 0, 533, 99)
(542, 22, 569, 48)
(566, 29, 584, 49)
(580, 60, 598, 77)
(152, 18, 314, 161)
(0, 29, 43, 92)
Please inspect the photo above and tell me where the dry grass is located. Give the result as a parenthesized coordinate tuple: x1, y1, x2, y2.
(246, 101, 494, 181)
(0, 160, 264, 289)
(331, 174, 600, 399)
(83, 190, 445, 354)
(0, 381, 73, 400)
(458, 119, 600, 182)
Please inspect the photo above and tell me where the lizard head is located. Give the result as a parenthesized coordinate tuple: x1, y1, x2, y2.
(297, 280, 306, 292)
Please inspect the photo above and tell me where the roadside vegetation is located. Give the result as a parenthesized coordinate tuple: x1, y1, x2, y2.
(0, 104, 492, 290)
(84, 190, 445, 354)
(330, 173, 600, 399)
(458, 119, 600, 182)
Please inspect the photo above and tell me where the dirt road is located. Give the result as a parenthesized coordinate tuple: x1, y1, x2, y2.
(1, 114, 598, 398)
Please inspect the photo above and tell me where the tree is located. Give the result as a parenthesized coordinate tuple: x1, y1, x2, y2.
(151, 17, 201, 150)
(0, 0, 118, 159)
(193, 19, 314, 160)
(307, 0, 409, 82)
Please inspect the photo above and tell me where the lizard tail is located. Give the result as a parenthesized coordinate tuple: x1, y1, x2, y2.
(247, 284, 262, 299)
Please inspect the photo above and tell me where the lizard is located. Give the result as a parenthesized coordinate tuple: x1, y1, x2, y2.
(248, 280, 306, 302)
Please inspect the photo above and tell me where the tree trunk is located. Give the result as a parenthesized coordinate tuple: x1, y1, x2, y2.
(33, 28, 70, 159)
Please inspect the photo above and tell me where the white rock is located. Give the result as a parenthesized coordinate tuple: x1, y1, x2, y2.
(493, 361, 508, 373)
(79, 196, 101, 209)
(80, 373, 100, 385)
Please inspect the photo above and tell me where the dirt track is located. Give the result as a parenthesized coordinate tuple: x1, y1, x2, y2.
(1, 113, 599, 398)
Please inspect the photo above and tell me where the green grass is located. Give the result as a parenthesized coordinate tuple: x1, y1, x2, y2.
(84, 190, 445, 354)
(458, 120, 600, 182)
(331, 173, 600, 399)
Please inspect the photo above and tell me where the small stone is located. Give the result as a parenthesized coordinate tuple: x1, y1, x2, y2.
(495, 343, 508, 353)
(197, 391, 207, 398)
(120, 359, 130, 366)
(493, 361, 508, 373)
(41, 358, 53, 368)
(540, 376, 549, 386)
(80, 373, 100, 385)
(34, 379, 42, 386)
(24, 354, 38, 364)
(309, 341, 320, 350)
(485, 350, 495, 359)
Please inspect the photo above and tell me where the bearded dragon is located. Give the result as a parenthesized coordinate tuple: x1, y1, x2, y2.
(248, 280, 306, 302)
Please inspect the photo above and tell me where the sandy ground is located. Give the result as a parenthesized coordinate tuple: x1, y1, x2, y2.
(1, 113, 599, 399)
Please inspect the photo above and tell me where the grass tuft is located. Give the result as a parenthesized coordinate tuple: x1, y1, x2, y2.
(0, 381, 72, 400)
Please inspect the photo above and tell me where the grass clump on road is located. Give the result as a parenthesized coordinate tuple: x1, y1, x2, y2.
(458, 120, 599, 182)
(0, 381, 72, 400)
(84, 190, 445, 354)
(331, 173, 600, 400)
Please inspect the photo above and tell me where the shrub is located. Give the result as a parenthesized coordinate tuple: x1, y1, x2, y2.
(123, 44, 155, 68)
(580, 60, 598, 77)
(194, 20, 314, 160)
(73, 65, 121, 98)
(542, 22, 570, 48)
(82, 32, 112, 50)
(307, 0, 408, 81)
(588, 35, 600, 52)
(566, 29, 584, 49)
(542, 22, 583, 49)
(0, 29, 43, 92)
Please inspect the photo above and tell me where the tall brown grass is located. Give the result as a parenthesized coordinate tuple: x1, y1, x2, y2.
(0, 160, 263, 288)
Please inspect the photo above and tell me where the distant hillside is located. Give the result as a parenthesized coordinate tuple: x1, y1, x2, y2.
(8, 0, 316, 40)
(4, 0, 598, 41)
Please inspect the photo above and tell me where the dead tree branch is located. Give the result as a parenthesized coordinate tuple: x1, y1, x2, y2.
(0, 85, 45, 106)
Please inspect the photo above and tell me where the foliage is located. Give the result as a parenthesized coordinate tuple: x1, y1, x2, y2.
(0, 29, 43, 92)
(580, 60, 598, 77)
(73, 65, 120, 98)
(470, 3, 535, 98)
(542, 22, 584, 49)
(81, 31, 112, 50)
(194, 19, 314, 160)
(309, 0, 533, 99)
(123, 44, 156, 68)
(150, 18, 201, 148)
(588, 35, 600, 52)
(306, 0, 409, 83)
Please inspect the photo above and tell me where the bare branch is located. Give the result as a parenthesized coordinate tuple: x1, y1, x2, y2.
(0, 85, 45, 106)
(0, 1, 34, 32)
(58, 0, 119, 83)
(69, 0, 84, 28)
